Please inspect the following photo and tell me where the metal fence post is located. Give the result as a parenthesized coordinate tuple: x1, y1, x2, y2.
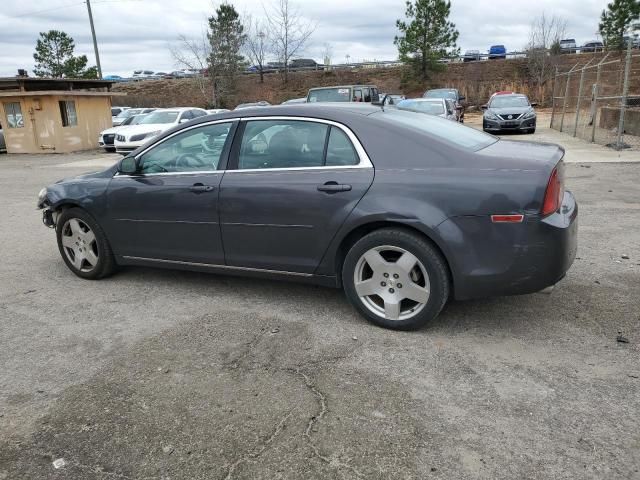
(573, 60, 593, 137)
(559, 63, 579, 133)
(551, 66, 558, 128)
(590, 53, 610, 143)
(615, 39, 633, 149)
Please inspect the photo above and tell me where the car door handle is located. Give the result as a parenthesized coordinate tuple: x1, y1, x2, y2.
(317, 182, 352, 193)
(189, 183, 215, 193)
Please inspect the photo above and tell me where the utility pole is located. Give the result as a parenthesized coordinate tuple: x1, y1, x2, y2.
(86, 0, 102, 78)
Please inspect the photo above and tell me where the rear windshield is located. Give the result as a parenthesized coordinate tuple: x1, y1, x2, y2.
(398, 100, 445, 115)
(424, 90, 456, 100)
(308, 88, 351, 103)
(376, 109, 497, 151)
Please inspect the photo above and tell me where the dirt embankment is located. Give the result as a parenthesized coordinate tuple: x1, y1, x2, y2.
(112, 52, 636, 109)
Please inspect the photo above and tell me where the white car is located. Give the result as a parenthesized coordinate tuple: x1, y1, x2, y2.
(112, 107, 156, 126)
(396, 98, 458, 121)
(206, 109, 230, 115)
(111, 106, 129, 124)
(114, 107, 208, 154)
(99, 114, 149, 152)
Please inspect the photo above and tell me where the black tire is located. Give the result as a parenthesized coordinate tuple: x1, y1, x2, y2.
(342, 228, 450, 330)
(56, 207, 116, 280)
(527, 128, 536, 134)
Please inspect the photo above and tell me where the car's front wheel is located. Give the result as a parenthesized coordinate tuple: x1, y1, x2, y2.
(56, 208, 116, 280)
(342, 228, 450, 330)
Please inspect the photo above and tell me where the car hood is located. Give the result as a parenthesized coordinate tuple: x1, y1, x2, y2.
(119, 123, 174, 137)
(487, 106, 534, 116)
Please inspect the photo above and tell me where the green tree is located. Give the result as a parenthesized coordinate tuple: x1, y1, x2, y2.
(33, 30, 97, 78)
(599, 0, 640, 50)
(394, 0, 459, 79)
(207, 3, 247, 107)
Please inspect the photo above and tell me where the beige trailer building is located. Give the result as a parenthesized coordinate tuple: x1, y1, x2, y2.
(0, 77, 124, 154)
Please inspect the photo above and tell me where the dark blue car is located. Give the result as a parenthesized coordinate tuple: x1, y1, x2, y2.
(489, 45, 506, 59)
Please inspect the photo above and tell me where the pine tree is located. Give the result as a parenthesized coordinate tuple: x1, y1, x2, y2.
(394, 0, 459, 79)
(207, 3, 247, 107)
(33, 30, 97, 78)
(599, 0, 640, 50)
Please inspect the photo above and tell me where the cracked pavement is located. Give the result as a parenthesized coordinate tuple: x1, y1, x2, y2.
(0, 151, 639, 479)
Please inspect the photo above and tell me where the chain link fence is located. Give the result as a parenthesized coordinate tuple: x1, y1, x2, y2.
(550, 43, 640, 150)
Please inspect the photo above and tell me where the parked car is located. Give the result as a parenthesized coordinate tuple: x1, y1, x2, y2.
(307, 85, 380, 103)
(463, 50, 481, 62)
(423, 88, 465, 122)
(99, 114, 150, 152)
(581, 41, 604, 53)
(559, 39, 577, 54)
(281, 97, 307, 104)
(289, 58, 320, 70)
(104, 75, 126, 82)
(132, 70, 156, 80)
(482, 93, 537, 134)
(489, 45, 507, 59)
(396, 98, 458, 121)
(234, 101, 271, 110)
(111, 106, 129, 123)
(113, 107, 207, 154)
(379, 93, 405, 106)
(0, 123, 6, 153)
(206, 109, 231, 115)
(37, 104, 578, 330)
(112, 107, 156, 127)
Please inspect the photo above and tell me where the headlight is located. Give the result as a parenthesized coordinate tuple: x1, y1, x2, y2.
(484, 111, 499, 120)
(37, 187, 48, 208)
(523, 110, 536, 119)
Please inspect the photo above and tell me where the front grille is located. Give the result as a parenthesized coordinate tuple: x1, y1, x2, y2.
(116, 134, 126, 142)
(103, 134, 115, 145)
(498, 113, 523, 121)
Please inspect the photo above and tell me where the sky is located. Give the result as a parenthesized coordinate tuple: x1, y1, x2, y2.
(0, 0, 609, 77)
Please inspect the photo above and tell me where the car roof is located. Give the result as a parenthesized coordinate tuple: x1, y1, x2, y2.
(308, 85, 376, 91)
(197, 103, 381, 122)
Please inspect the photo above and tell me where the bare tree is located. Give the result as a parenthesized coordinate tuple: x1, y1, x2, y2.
(244, 16, 270, 83)
(526, 12, 567, 98)
(169, 33, 211, 106)
(265, 0, 315, 83)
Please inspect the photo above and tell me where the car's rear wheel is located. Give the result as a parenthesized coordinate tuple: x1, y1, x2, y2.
(56, 208, 116, 280)
(342, 228, 450, 330)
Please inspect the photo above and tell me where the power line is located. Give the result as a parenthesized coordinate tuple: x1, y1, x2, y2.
(9, 1, 86, 19)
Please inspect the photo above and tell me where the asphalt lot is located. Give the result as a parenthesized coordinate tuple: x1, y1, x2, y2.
(0, 127, 639, 479)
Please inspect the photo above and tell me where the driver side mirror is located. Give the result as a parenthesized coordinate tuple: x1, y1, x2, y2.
(459, 95, 466, 101)
(530, 102, 538, 107)
(119, 156, 138, 174)
(481, 104, 488, 110)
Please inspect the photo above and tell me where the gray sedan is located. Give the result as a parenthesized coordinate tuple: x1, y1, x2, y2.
(482, 93, 537, 134)
(37, 104, 577, 330)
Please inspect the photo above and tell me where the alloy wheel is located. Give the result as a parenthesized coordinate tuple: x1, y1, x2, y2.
(60, 218, 99, 273)
(353, 245, 430, 321)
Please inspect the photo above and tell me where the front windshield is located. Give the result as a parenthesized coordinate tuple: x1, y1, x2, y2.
(308, 88, 351, 103)
(130, 115, 146, 125)
(377, 109, 497, 151)
(398, 100, 445, 115)
(424, 90, 456, 100)
(490, 96, 530, 108)
(139, 111, 179, 124)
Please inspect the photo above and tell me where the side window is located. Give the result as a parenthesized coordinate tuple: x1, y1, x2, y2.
(325, 127, 359, 166)
(371, 88, 379, 102)
(138, 122, 233, 174)
(179, 110, 193, 122)
(59, 100, 78, 127)
(353, 89, 363, 102)
(238, 120, 328, 170)
(4, 102, 24, 128)
(191, 109, 206, 118)
(363, 87, 371, 102)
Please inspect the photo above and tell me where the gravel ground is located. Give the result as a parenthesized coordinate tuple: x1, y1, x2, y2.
(0, 140, 638, 479)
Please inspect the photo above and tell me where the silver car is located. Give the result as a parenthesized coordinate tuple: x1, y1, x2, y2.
(395, 98, 458, 121)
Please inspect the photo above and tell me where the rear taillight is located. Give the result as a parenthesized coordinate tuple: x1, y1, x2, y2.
(541, 163, 564, 216)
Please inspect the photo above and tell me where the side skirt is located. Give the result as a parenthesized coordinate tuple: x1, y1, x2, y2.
(116, 255, 340, 288)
